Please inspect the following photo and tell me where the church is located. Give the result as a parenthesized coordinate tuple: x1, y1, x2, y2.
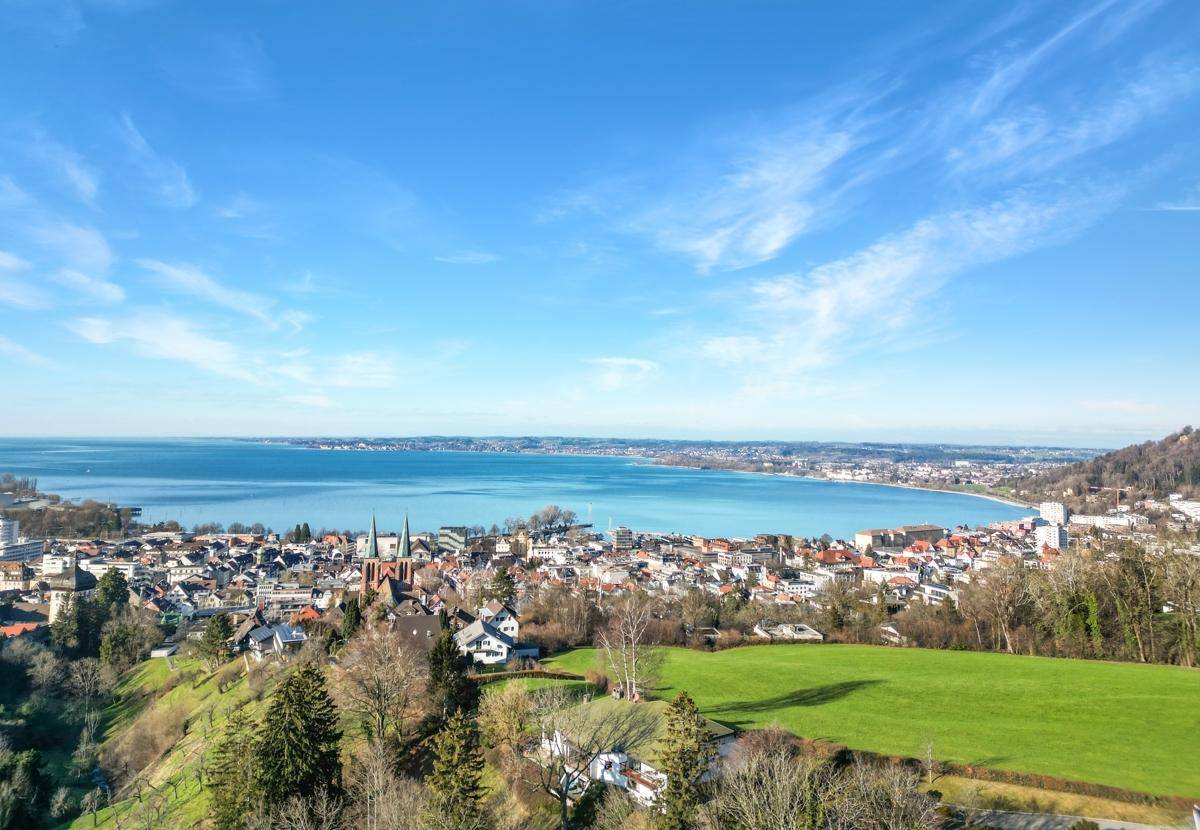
(359, 512, 414, 594)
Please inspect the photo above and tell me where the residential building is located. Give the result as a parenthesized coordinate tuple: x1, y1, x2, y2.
(437, 526, 469, 552)
(0, 518, 43, 562)
(1039, 502, 1070, 525)
(1035, 523, 1069, 551)
(611, 526, 634, 550)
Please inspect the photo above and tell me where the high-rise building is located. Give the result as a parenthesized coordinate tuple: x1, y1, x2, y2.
(0, 518, 43, 562)
(1039, 502, 1070, 525)
(0, 517, 17, 547)
(611, 526, 634, 550)
(1035, 523, 1069, 551)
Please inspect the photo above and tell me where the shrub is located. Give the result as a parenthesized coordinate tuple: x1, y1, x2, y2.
(101, 700, 189, 780)
(214, 661, 243, 693)
(584, 670, 609, 694)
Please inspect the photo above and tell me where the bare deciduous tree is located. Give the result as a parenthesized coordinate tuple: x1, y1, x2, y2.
(596, 593, 662, 700)
(478, 680, 533, 755)
(524, 685, 657, 830)
(335, 624, 426, 744)
(344, 741, 429, 830)
(831, 761, 940, 830)
(71, 657, 106, 709)
(701, 737, 833, 830)
(270, 789, 345, 830)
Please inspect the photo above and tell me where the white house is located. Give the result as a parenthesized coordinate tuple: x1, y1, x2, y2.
(753, 621, 825, 642)
(453, 602, 536, 665)
(477, 600, 520, 639)
(247, 623, 308, 661)
(546, 699, 737, 807)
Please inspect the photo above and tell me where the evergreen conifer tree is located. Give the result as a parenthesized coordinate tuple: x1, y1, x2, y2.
(206, 707, 259, 830)
(199, 613, 233, 670)
(427, 623, 477, 718)
(94, 569, 129, 615)
(422, 711, 486, 830)
(655, 690, 714, 830)
(341, 596, 362, 640)
(255, 661, 343, 802)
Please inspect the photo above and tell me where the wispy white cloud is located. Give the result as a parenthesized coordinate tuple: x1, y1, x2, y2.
(0, 177, 31, 208)
(0, 334, 54, 368)
(137, 259, 275, 327)
(26, 130, 99, 203)
(162, 31, 273, 103)
(216, 191, 258, 220)
(585, 356, 658, 391)
(27, 222, 114, 273)
(0, 251, 30, 272)
(118, 112, 197, 207)
(949, 55, 1200, 176)
(280, 309, 313, 332)
(0, 249, 48, 309)
(434, 251, 500, 265)
(1147, 181, 1200, 212)
(49, 269, 125, 304)
(327, 352, 396, 388)
(634, 125, 857, 273)
(74, 312, 257, 382)
(701, 184, 1126, 397)
(540, 2, 1178, 281)
(284, 271, 324, 295)
(965, 0, 1123, 121)
(1093, 0, 1165, 46)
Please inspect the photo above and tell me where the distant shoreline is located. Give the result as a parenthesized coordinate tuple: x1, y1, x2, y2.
(284, 440, 1034, 520)
(645, 459, 1034, 511)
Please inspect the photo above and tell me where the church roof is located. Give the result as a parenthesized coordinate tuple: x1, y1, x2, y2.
(398, 513, 411, 559)
(365, 512, 379, 559)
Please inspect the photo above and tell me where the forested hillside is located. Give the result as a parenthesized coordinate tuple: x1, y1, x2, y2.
(1010, 427, 1200, 506)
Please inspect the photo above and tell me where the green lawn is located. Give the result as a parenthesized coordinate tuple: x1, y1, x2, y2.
(544, 645, 1200, 798)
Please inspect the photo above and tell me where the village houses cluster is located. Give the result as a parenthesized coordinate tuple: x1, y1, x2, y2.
(4, 489, 1193, 649)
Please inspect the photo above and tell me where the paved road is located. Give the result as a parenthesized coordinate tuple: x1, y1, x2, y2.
(959, 806, 1186, 830)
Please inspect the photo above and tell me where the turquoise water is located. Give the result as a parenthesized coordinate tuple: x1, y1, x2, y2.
(0, 438, 1028, 538)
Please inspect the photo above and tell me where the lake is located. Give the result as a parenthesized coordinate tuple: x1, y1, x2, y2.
(0, 438, 1029, 538)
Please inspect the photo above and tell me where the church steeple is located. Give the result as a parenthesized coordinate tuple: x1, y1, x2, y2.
(398, 512, 411, 559)
(365, 512, 379, 559)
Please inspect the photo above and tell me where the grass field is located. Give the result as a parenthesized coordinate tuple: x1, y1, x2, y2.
(543, 644, 1200, 798)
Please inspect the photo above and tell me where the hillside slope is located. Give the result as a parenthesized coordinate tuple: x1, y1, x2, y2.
(60, 656, 284, 830)
(1009, 426, 1200, 506)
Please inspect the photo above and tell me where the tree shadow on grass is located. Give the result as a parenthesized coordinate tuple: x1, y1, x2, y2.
(707, 679, 884, 718)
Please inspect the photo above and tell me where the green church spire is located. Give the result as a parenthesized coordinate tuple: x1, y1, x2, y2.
(366, 511, 379, 558)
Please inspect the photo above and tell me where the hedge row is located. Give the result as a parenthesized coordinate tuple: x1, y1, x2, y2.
(470, 668, 586, 686)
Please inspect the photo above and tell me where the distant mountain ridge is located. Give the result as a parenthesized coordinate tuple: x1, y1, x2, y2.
(1010, 427, 1200, 504)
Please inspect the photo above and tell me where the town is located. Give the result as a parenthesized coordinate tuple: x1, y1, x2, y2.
(3, 438, 1200, 830)
(3, 491, 1198, 655)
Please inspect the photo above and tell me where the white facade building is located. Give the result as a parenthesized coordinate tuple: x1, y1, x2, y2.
(0, 518, 44, 562)
(1035, 523, 1069, 551)
(1039, 502, 1070, 526)
(610, 526, 634, 550)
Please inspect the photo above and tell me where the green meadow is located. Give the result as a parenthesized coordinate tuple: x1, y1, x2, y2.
(544, 644, 1200, 798)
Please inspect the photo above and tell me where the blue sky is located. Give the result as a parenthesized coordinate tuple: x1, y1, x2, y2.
(0, 0, 1197, 447)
